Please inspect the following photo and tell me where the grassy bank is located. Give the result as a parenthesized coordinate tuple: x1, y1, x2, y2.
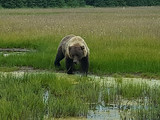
(0, 7, 160, 75)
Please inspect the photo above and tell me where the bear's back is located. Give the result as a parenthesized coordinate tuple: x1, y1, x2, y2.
(59, 34, 75, 54)
(60, 34, 75, 47)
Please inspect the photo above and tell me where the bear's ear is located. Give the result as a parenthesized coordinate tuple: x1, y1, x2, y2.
(81, 46, 85, 50)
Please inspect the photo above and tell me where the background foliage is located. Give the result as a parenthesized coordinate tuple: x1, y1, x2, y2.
(0, 0, 160, 8)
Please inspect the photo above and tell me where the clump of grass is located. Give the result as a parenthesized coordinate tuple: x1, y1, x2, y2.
(0, 73, 100, 119)
(130, 85, 160, 119)
(0, 74, 45, 120)
(102, 78, 150, 103)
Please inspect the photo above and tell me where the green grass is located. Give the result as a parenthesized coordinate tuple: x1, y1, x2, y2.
(0, 7, 160, 119)
(0, 7, 160, 76)
(101, 77, 160, 119)
(0, 66, 19, 72)
(1, 73, 160, 119)
(0, 73, 100, 119)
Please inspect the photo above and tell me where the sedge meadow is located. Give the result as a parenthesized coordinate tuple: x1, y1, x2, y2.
(0, 7, 160, 119)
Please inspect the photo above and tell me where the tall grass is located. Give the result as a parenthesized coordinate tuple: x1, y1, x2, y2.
(0, 7, 160, 74)
(0, 73, 160, 119)
(101, 77, 160, 119)
(0, 73, 100, 119)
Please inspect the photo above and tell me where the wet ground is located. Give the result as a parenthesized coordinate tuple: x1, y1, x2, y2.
(1, 70, 160, 120)
(0, 50, 159, 119)
(0, 48, 35, 57)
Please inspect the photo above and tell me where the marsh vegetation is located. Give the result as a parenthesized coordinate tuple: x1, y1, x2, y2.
(0, 7, 160, 119)
(0, 72, 160, 119)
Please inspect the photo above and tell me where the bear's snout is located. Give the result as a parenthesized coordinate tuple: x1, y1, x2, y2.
(73, 57, 79, 64)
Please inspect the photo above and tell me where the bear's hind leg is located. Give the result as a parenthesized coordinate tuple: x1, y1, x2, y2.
(54, 46, 64, 67)
(66, 57, 73, 74)
(81, 56, 89, 76)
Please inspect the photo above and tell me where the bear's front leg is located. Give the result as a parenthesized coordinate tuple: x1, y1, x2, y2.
(65, 57, 73, 74)
(81, 55, 89, 76)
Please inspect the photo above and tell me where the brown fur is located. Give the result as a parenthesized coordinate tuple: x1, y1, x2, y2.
(54, 35, 89, 75)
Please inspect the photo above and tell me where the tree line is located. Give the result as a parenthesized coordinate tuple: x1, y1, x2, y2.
(0, 0, 160, 8)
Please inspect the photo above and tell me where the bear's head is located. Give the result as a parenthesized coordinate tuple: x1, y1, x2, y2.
(69, 44, 85, 64)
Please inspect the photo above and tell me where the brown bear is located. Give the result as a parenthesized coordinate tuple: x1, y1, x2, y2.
(54, 34, 89, 75)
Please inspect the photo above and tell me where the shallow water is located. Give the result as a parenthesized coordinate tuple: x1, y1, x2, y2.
(0, 48, 35, 57)
(1, 71, 160, 120)
(88, 75, 160, 120)
(0, 48, 32, 52)
(0, 52, 26, 57)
